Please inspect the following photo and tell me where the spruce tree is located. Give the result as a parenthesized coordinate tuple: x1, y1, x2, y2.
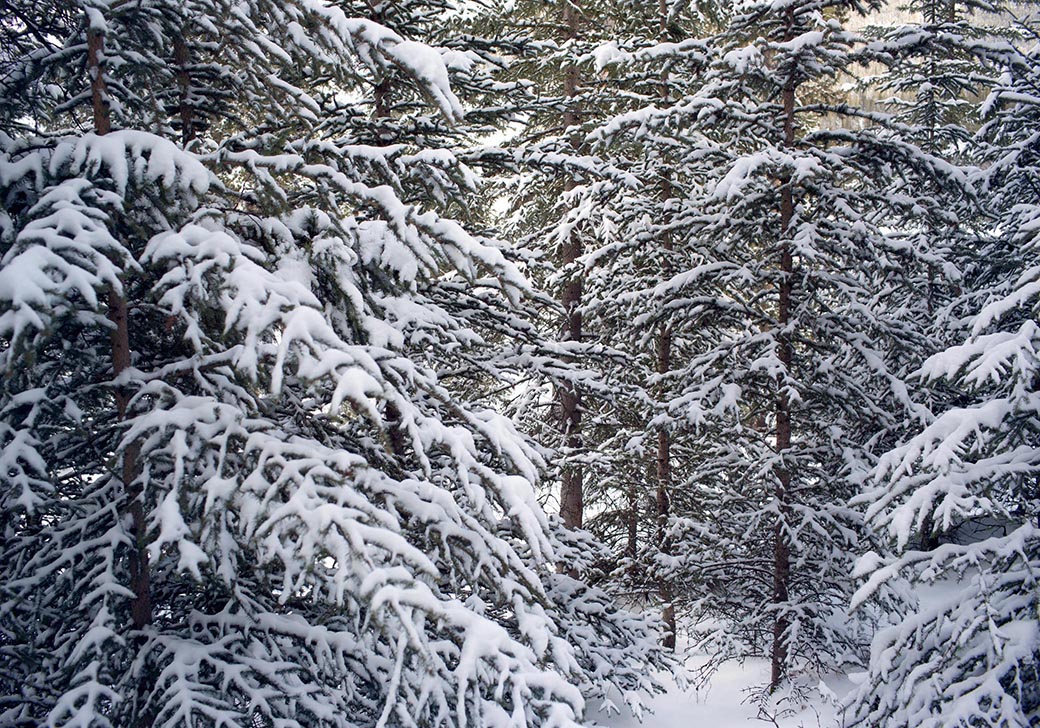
(591, 0, 975, 691)
(489, 0, 644, 543)
(0, 1, 664, 725)
(575, 0, 721, 652)
(849, 10, 1040, 725)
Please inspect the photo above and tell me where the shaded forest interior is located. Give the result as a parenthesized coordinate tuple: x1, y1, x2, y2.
(1, 1, 1039, 727)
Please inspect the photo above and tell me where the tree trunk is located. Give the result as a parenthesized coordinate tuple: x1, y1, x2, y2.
(770, 43, 797, 692)
(88, 23, 152, 725)
(654, 0, 677, 652)
(173, 35, 194, 146)
(373, 79, 391, 121)
(364, 5, 410, 460)
(655, 328, 676, 650)
(109, 290, 150, 634)
(559, 1, 584, 531)
(87, 28, 112, 136)
(626, 482, 638, 568)
(365, 1, 392, 122)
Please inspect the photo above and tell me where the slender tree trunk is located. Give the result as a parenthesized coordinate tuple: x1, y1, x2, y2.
(373, 79, 391, 121)
(173, 35, 194, 146)
(365, 0, 390, 120)
(559, 0, 584, 531)
(88, 23, 151, 725)
(87, 29, 112, 136)
(770, 51, 797, 692)
(110, 292, 150, 633)
(654, 0, 677, 652)
(655, 328, 676, 650)
(626, 482, 638, 567)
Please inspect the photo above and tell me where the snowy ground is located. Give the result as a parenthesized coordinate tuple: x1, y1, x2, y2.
(594, 577, 969, 728)
(592, 657, 851, 728)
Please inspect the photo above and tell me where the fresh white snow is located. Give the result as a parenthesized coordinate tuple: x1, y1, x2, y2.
(594, 655, 848, 728)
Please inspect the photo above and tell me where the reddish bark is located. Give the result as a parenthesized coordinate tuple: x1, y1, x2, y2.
(770, 45, 797, 691)
(89, 22, 151, 725)
(559, 1, 584, 532)
(654, 0, 677, 651)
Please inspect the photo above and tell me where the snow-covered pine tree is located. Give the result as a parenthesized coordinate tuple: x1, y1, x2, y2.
(354, 0, 674, 711)
(593, 0, 975, 691)
(848, 11, 1040, 726)
(864, 0, 1003, 151)
(571, 0, 723, 652)
(482, 0, 653, 544)
(465, 1, 709, 660)
(858, 0, 1011, 469)
(0, 1, 664, 725)
(505, 0, 600, 536)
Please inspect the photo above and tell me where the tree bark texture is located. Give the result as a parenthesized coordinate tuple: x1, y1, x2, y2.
(89, 22, 152, 726)
(653, 0, 677, 651)
(655, 326, 676, 650)
(559, 0, 584, 531)
(770, 39, 797, 692)
(173, 35, 194, 146)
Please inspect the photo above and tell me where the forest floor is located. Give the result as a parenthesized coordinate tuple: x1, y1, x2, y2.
(594, 655, 853, 728)
(598, 574, 971, 728)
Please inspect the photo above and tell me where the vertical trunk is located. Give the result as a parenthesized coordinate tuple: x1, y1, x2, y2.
(87, 29, 112, 136)
(88, 23, 151, 724)
(919, 511, 940, 550)
(89, 23, 149, 628)
(109, 290, 150, 633)
(626, 482, 638, 569)
(383, 401, 407, 458)
(770, 54, 796, 692)
(654, 0, 677, 651)
(368, 0, 391, 126)
(173, 35, 194, 146)
(366, 2, 392, 129)
(373, 80, 391, 121)
(655, 329, 676, 650)
(559, 1, 584, 531)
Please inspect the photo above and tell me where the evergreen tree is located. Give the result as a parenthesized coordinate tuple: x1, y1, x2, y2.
(0, 1, 664, 725)
(576, 0, 720, 651)
(489, 0, 651, 542)
(849, 12, 1040, 726)
(866, 0, 1000, 151)
(490, 4, 721, 653)
(590, 0, 974, 691)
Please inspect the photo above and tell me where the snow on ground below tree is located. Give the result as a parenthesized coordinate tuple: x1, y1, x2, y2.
(594, 576, 972, 728)
(592, 656, 849, 728)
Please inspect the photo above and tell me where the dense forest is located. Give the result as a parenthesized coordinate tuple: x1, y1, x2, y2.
(1, 0, 1038, 726)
